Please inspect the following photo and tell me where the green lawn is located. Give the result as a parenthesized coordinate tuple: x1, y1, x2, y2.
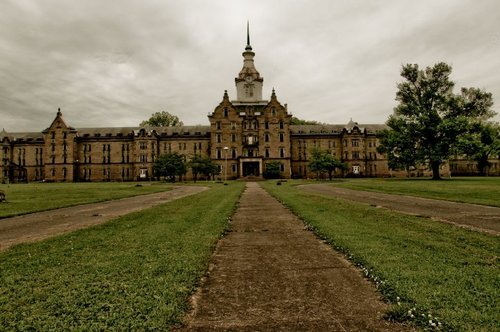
(262, 181, 499, 331)
(329, 177, 500, 207)
(0, 182, 245, 330)
(0, 182, 175, 218)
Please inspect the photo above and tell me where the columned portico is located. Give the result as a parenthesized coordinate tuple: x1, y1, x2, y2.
(240, 157, 263, 177)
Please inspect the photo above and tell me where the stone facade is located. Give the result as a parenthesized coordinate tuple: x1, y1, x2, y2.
(1, 37, 498, 183)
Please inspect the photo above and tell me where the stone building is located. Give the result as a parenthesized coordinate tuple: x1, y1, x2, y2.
(1, 33, 496, 183)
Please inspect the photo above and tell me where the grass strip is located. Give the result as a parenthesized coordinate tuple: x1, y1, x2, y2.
(0, 182, 174, 218)
(329, 177, 500, 207)
(262, 181, 499, 331)
(0, 182, 245, 330)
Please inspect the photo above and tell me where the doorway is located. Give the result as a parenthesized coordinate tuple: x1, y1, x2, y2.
(243, 162, 260, 176)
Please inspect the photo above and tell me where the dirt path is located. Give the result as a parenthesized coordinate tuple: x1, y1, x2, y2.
(0, 186, 207, 251)
(299, 184, 500, 236)
(181, 182, 412, 331)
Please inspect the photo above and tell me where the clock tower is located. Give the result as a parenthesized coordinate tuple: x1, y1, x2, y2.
(235, 23, 263, 102)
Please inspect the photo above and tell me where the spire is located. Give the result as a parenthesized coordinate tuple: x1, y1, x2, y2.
(57, 107, 62, 116)
(245, 21, 252, 51)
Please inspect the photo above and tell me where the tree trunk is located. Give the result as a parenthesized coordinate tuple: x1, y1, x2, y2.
(431, 160, 441, 180)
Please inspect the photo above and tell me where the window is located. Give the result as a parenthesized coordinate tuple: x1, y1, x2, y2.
(232, 164, 237, 173)
(216, 134, 222, 143)
(265, 133, 270, 142)
(231, 134, 236, 143)
(265, 121, 269, 129)
(231, 122, 236, 130)
(279, 132, 284, 142)
(231, 148, 237, 159)
(279, 148, 285, 158)
(352, 165, 360, 174)
(279, 121, 284, 129)
(352, 151, 360, 159)
(280, 164, 285, 172)
(223, 108, 228, 117)
(352, 139, 359, 147)
(216, 148, 222, 159)
(265, 148, 270, 158)
(216, 121, 221, 130)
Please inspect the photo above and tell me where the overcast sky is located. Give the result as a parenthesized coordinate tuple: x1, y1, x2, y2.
(1, 0, 499, 132)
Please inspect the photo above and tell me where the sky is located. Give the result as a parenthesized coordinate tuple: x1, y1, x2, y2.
(1, 0, 500, 132)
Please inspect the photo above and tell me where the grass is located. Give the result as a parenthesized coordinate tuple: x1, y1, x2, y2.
(0, 182, 245, 330)
(261, 181, 499, 331)
(0, 182, 176, 218)
(329, 177, 500, 207)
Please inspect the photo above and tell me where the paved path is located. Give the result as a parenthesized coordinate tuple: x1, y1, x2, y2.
(299, 184, 500, 236)
(0, 186, 207, 251)
(181, 183, 412, 331)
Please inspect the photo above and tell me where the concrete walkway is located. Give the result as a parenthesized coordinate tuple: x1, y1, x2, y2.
(299, 184, 500, 236)
(181, 183, 412, 331)
(0, 186, 207, 251)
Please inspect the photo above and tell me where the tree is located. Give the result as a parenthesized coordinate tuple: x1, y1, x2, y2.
(154, 152, 186, 182)
(263, 161, 282, 179)
(140, 111, 183, 127)
(189, 155, 219, 182)
(379, 62, 494, 180)
(308, 148, 345, 180)
(377, 116, 420, 177)
(290, 117, 321, 125)
(456, 122, 500, 175)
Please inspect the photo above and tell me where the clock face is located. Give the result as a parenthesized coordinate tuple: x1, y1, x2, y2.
(245, 76, 253, 82)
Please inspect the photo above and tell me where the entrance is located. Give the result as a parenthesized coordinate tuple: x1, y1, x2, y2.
(243, 162, 260, 176)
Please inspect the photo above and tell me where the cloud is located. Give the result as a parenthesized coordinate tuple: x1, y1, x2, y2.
(0, 0, 499, 132)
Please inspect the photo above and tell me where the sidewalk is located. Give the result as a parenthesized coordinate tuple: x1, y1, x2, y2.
(0, 186, 207, 251)
(181, 182, 412, 331)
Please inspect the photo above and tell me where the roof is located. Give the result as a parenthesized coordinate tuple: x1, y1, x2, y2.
(75, 125, 211, 138)
(0, 130, 44, 142)
(290, 123, 387, 135)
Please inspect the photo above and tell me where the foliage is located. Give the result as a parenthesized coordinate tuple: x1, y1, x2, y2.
(189, 155, 219, 182)
(140, 111, 183, 127)
(379, 62, 494, 179)
(263, 161, 282, 179)
(0, 182, 172, 218)
(377, 117, 419, 176)
(290, 116, 321, 125)
(154, 153, 187, 182)
(332, 177, 500, 207)
(261, 181, 499, 331)
(0, 182, 246, 330)
(456, 122, 500, 175)
(308, 148, 346, 180)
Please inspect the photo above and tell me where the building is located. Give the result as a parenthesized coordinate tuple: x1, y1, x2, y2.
(1, 32, 496, 183)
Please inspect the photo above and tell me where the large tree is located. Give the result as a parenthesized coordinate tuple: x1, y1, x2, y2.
(308, 148, 345, 180)
(379, 62, 494, 179)
(140, 111, 183, 127)
(154, 152, 187, 182)
(189, 155, 219, 182)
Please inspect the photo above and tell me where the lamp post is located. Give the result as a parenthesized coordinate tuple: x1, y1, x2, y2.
(223, 146, 229, 184)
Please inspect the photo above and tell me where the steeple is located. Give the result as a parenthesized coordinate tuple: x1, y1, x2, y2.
(235, 22, 263, 102)
(245, 21, 252, 51)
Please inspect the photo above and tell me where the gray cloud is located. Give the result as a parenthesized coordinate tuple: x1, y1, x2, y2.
(1, 0, 499, 132)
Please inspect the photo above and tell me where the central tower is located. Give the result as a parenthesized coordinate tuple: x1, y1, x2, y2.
(235, 23, 264, 102)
